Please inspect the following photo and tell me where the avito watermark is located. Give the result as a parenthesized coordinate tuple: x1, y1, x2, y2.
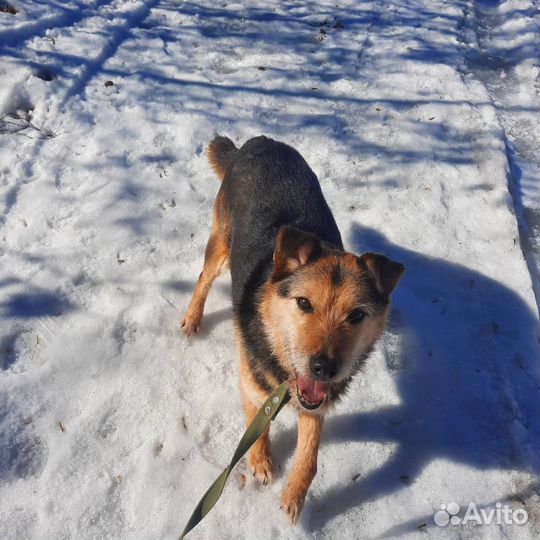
(434, 502, 528, 527)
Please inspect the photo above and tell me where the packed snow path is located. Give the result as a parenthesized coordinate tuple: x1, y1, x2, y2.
(0, 1, 539, 539)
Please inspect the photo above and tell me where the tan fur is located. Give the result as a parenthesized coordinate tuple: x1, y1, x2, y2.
(238, 249, 390, 522)
(206, 146, 225, 181)
(237, 331, 274, 484)
(206, 139, 232, 181)
(184, 242, 395, 521)
(260, 250, 389, 406)
(182, 145, 403, 524)
(181, 190, 230, 335)
(281, 413, 323, 522)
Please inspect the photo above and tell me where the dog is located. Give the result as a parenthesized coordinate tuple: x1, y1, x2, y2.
(181, 135, 404, 523)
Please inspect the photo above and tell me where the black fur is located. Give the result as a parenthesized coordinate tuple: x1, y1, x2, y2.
(219, 136, 343, 389)
(331, 263, 344, 286)
(220, 136, 343, 306)
(235, 256, 289, 390)
(277, 280, 291, 298)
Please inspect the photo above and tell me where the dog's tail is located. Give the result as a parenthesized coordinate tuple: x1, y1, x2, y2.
(206, 136, 238, 181)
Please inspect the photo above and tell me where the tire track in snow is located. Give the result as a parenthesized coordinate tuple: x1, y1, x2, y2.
(454, 1, 540, 510)
(463, 0, 540, 311)
(0, 0, 159, 231)
(1, 1, 162, 361)
(0, 0, 116, 227)
(58, 0, 160, 109)
(0, 0, 113, 48)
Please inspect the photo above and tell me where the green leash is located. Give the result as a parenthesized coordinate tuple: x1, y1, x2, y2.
(179, 382, 291, 539)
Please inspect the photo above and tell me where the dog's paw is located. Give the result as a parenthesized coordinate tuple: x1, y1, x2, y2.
(248, 452, 273, 486)
(280, 487, 304, 525)
(180, 313, 201, 337)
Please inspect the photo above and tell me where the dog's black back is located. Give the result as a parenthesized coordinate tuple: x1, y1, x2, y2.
(220, 136, 343, 307)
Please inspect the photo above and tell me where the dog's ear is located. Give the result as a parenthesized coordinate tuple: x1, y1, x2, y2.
(273, 226, 322, 277)
(358, 252, 405, 297)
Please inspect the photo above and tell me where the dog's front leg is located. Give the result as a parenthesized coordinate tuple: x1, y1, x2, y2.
(281, 412, 323, 524)
(241, 391, 274, 485)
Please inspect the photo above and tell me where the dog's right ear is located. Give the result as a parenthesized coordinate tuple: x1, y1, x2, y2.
(273, 226, 321, 279)
(357, 252, 405, 298)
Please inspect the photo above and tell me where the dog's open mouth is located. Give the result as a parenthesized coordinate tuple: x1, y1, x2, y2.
(296, 374, 329, 410)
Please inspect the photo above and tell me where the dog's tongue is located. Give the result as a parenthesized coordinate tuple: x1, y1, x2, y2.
(297, 374, 329, 403)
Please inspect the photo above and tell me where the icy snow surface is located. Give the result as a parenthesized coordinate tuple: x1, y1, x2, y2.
(0, 1, 539, 539)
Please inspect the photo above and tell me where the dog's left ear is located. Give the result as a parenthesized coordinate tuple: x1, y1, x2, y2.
(273, 226, 322, 278)
(358, 253, 405, 297)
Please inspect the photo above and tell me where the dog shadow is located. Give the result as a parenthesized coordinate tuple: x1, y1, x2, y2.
(197, 306, 234, 337)
(273, 223, 539, 532)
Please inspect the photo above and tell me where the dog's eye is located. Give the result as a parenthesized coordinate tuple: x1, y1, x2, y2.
(347, 309, 365, 325)
(296, 297, 313, 313)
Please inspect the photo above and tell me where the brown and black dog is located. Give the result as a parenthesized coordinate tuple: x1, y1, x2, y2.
(182, 135, 404, 523)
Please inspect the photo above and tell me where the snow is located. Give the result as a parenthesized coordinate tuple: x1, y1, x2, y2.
(0, 1, 539, 539)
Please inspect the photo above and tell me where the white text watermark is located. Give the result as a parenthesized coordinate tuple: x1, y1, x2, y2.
(434, 502, 528, 527)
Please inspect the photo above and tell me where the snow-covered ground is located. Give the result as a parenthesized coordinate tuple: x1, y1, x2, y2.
(0, 1, 539, 539)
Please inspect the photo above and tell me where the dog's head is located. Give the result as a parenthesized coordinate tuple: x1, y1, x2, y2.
(261, 226, 404, 412)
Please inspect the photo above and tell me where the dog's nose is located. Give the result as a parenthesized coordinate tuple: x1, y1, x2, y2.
(310, 355, 339, 380)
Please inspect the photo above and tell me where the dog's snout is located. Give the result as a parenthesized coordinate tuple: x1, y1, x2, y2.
(310, 354, 339, 380)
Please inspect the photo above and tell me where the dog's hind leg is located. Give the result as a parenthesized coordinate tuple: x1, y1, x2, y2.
(181, 189, 230, 336)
